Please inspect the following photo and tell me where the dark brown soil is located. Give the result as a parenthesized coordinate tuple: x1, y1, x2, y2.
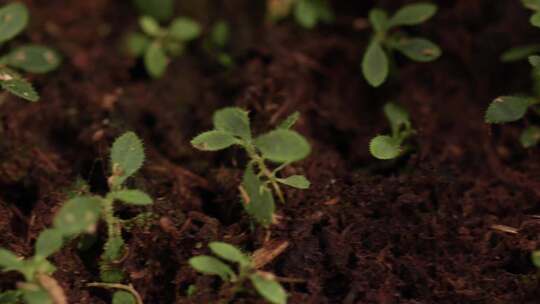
(2, 0, 540, 303)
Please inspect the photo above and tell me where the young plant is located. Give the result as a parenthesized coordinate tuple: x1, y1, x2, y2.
(0, 2, 61, 102)
(266, 0, 334, 29)
(125, 15, 201, 78)
(369, 102, 415, 160)
(362, 2, 441, 87)
(59, 132, 151, 303)
(485, 52, 540, 148)
(0, 196, 102, 304)
(204, 21, 234, 68)
(189, 242, 287, 304)
(191, 108, 310, 226)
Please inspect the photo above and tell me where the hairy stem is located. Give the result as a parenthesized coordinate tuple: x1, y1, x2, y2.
(244, 143, 285, 203)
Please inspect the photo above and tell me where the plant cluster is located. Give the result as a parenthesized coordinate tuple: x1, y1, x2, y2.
(204, 20, 234, 68)
(267, 0, 334, 29)
(189, 242, 286, 304)
(191, 107, 311, 226)
(0, 132, 152, 304)
(0, 2, 61, 102)
(125, 15, 201, 78)
(362, 2, 441, 87)
(369, 102, 415, 160)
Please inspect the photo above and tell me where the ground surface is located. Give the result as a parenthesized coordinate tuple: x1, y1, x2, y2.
(1, 0, 540, 303)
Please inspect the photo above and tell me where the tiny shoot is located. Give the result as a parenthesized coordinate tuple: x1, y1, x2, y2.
(362, 2, 441, 87)
(189, 242, 287, 304)
(267, 0, 334, 29)
(125, 15, 201, 78)
(369, 102, 415, 160)
(191, 107, 311, 226)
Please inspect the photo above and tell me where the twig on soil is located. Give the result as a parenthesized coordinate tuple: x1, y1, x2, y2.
(87, 282, 143, 304)
(252, 240, 289, 269)
(491, 224, 519, 234)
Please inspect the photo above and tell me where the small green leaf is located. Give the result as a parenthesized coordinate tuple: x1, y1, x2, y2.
(533, 250, 540, 268)
(384, 103, 411, 136)
(211, 21, 230, 48)
(209, 242, 250, 266)
(369, 9, 389, 33)
(144, 43, 168, 78)
(102, 236, 125, 263)
(254, 129, 311, 163)
(191, 130, 237, 151)
(520, 125, 540, 148)
(531, 11, 540, 27)
(213, 107, 251, 140)
(189, 256, 236, 281)
(501, 45, 540, 62)
(110, 131, 145, 186)
(0, 67, 38, 102)
(21, 288, 52, 304)
(485, 96, 530, 124)
(132, 0, 174, 22)
(394, 38, 441, 62)
(369, 135, 402, 160)
(0, 249, 24, 271)
(139, 16, 161, 36)
(125, 32, 151, 57)
(5, 45, 61, 74)
(276, 175, 310, 189)
(523, 0, 540, 10)
(529, 55, 540, 67)
(277, 112, 300, 129)
(112, 291, 136, 304)
(0, 2, 28, 43)
(242, 165, 275, 227)
(389, 3, 437, 27)
(294, 0, 318, 29)
(53, 196, 102, 236)
(362, 41, 389, 87)
(0, 290, 21, 304)
(250, 273, 287, 304)
(109, 190, 152, 205)
(169, 17, 201, 41)
(35, 229, 63, 258)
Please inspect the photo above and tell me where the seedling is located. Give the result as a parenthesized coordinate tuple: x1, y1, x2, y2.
(189, 242, 287, 304)
(125, 15, 201, 78)
(191, 107, 311, 226)
(52, 132, 150, 303)
(0, 2, 61, 102)
(500, 1, 540, 62)
(0, 196, 102, 303)
(267, 0, 334, 29)
(362, 2, 441, 87)
(204, 21, 234, 68)
(485, 58, 540, 148)
(369, 102, 415, 160)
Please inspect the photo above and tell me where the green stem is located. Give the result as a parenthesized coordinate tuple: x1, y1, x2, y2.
(243, 143, 285, 203)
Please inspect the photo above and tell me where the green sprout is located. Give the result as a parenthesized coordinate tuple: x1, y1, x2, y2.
(362, 2, 441, 87)
(125, 15, 201, 78)
(191, 107, 311, 226)
(267, 0, 334, 29)
(0, 2, 61, 102)
(60, 131, 151, 303)
(189, 242, 287, 304)
(369, 102, 415, 160)
(0, 196, 102, 304)
(204, 20, 234, 68)
(485, 55, 540, 148)
(522, 0, 540, 27)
